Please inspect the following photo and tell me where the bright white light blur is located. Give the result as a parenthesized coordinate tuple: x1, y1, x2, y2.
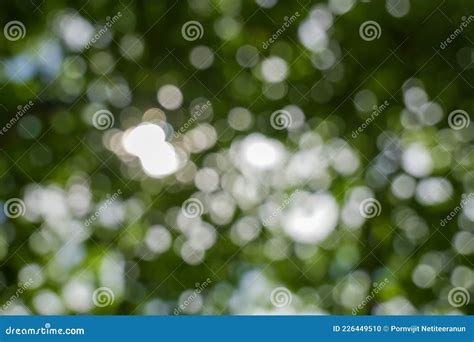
(415, 177, 453, 205)
(403, 87, 428, 112)
(401, 143, 433, 177)
(157, 84, 183, 110)
(463, 195, 474, 221)
(97, 200, 125, 229)
(145, 225, 172, 253)
(282, 192, 339, 244)
(58, 13, 93, 51)
(195, 168, 219, 193)
(329, 139, 360, 176)
(33, 290, 65, 315)
(341, 186, 374, 229)
(123, 123, 179, 178)
(374, 297, 416, 315)
(329, 0, 356, 14)
(62, 280, 94, 313)
(391, 174, 416, 200)
(261, 57, 288, 83)
(298, 18, 328, 53)
(386, 0, 410, 17)
(190, 46, 214, 70)
(238, 134, 286, 171)
(453, 231, 474, 255)
(412, 264, 437, 288)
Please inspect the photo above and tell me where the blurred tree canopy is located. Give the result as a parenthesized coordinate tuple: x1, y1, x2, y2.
(0, 0, 473, 315)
